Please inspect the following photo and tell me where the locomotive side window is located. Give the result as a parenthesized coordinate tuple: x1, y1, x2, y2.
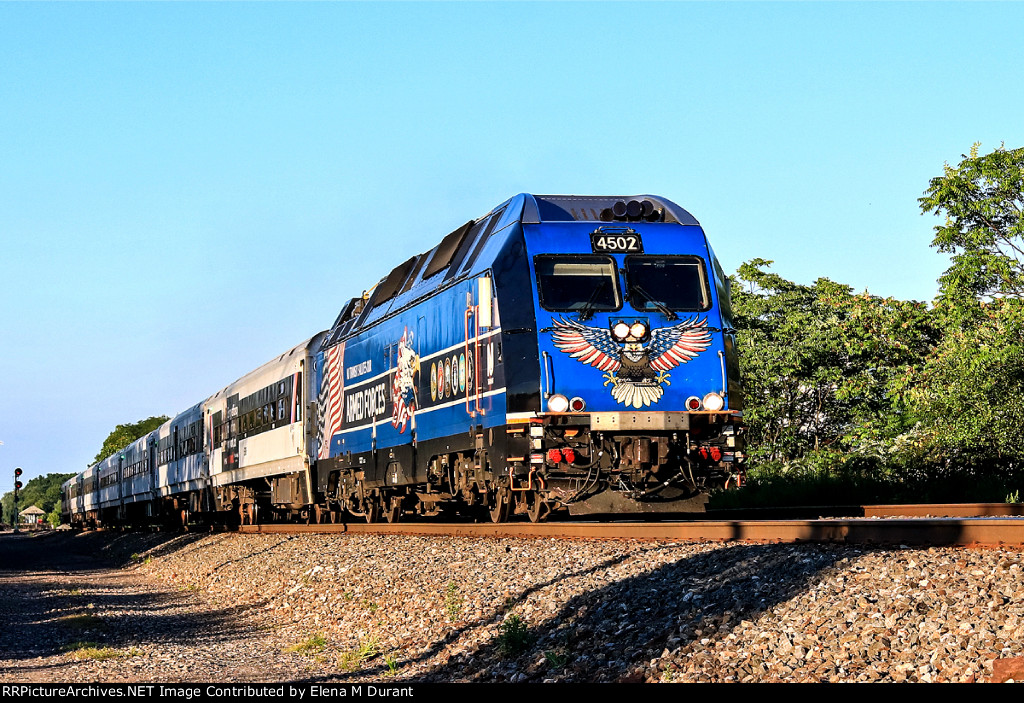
(624, 256, 710, 312)
(711, 254, 734, 329)
(535, 255, 621, 312)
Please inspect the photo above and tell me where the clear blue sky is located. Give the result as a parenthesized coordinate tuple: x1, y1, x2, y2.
(2, 2, 1022, 490)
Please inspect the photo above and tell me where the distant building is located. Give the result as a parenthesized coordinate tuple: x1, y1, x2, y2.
(19, 505, 45, 526)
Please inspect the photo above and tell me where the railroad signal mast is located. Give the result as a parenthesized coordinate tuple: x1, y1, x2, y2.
(12, 467, 22, 534)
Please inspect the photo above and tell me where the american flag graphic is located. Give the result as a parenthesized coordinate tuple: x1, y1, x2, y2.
(317, 342, 345, 459)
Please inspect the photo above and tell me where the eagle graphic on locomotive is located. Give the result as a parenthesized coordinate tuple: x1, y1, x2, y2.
(63, 194, 745, 527)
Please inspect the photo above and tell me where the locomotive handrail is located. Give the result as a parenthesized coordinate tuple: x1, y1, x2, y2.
(508, 465, 546, 492)
(464, 299, 482, 416)
(541, 351, 552, 398)
(464, 305, 475, 416)
(718, 350, 727, 399)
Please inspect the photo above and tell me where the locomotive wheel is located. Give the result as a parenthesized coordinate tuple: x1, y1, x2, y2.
(489, 487, 511, 523)
(525, 492, 550, 523)
(364, 496, 381, 524)
(385, 495, 402, 524)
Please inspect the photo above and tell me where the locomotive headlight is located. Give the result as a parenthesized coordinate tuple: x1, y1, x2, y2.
(629, 322, 647, 339)
(548, 394, 570, 413)
(702, 392, 725, 411)
(613, 322, 630, 340)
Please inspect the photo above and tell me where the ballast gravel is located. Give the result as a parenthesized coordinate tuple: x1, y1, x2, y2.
(1, 529, 1022, 683)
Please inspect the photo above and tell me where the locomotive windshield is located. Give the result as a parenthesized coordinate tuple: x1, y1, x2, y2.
(625, 255, 710, 312)
(535, 255, 620, 312)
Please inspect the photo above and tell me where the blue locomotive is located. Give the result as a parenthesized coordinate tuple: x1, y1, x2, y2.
(314, 193, 744, 522)
(62, 193, 744, 527)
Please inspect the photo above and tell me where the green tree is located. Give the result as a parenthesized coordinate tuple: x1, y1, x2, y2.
(732, 259, 936, 468)
(92, 416, 168, 465)
(904, 144, 1024, 487)
(920, 143, 1024, 301)
(899, 297, 1024, 470)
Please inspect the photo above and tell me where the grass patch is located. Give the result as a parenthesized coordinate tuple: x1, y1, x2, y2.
(497, 614, 532, 658)
(62, 642, 139, 661)
(56, 614, 103, 630)
(544, 650, 569, 669)
(284, 633, 328, 655)
(444, 582, 463, 622)
(338, 636, 380, 672)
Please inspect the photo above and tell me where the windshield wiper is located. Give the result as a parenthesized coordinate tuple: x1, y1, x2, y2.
(631, 285, 678, 321)
(577, 280, 609, 322)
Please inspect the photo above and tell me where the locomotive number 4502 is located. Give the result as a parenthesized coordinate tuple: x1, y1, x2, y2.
(590, 230, 644, 253)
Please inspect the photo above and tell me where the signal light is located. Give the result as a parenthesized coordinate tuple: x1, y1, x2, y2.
(14, 467, 22, 478)
(14, 481, 22, 491)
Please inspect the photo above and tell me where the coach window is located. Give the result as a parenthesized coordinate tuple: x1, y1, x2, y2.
(624, 256, 710, 312)
(535, 255, 621, 313)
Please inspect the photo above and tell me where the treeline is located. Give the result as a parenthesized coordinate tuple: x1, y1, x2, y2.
(1, 418, 168, 527)
(725, 143, 1024, 506)
(1, 473, 74, 526)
